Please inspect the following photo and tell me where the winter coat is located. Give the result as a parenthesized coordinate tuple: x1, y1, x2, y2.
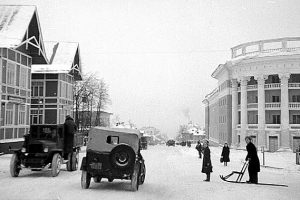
(201, 147, 213, 173)
(246, 142, 260, 173)
(64, 117, 77, 152)
(221, 146, 230, 162)
(196, 144, 202, 152)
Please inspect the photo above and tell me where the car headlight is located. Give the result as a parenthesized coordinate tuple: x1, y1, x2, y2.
(21, 147, 26, 153)
(43, 147, 48, 152)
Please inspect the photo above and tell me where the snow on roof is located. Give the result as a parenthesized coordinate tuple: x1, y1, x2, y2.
(0, 5, 36, 48)
(32, 41, 81, 74)
(46, 41, 79, 66)
(31, 64, 70, 74)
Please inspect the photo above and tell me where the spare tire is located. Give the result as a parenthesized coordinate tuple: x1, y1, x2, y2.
(109, 144, 135, 170)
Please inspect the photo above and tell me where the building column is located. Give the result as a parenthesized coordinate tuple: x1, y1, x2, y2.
(279, 73, 290, 149)
(240, 76, 249, 148)
(231, 79, 238, 147)
(256, 75, 267, 148)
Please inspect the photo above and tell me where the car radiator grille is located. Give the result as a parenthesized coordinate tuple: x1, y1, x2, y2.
(28, 144, 43, 153)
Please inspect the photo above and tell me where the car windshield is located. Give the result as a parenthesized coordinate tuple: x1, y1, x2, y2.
(30, 126, 58, 141)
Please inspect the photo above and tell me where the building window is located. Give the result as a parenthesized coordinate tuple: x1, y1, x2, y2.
(5, 103, 14, 125)
(2, 60, 7, 83)
(46, 81, 58, 97)
(272, 115, 281, 124)
(30, 110, 43, 124)
(272, 96, 280, 102)
(18, 105, 26, 124)
(20, 67, 27, 88)
(292, 95, 300, 102)
(292, 115, 300, 124)
(45, 109, 57, 124)
(31, 82, 44, 97)
(7, 62, 15, 86)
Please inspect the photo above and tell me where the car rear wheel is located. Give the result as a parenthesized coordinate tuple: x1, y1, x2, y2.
(67, 153, 72, 171)
(51, 153, 62, 177)
(10, 153, 21, 177)
(110, 145, 135, 170)
(139, 162, 146, 185)
(131, 163, 140, 191)
(71, 151, 79, 171)
(81, 170, 91, 189)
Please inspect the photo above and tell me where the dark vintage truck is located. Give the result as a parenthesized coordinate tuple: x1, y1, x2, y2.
(10, 124, 83, 177)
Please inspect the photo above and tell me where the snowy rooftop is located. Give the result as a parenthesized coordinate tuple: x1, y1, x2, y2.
(0, 5, 36, 48)
(44, 41, 79, 66)
(32, 41, 80, 74)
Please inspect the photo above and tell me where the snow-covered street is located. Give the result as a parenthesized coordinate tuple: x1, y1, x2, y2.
(0, 145, 300, 200)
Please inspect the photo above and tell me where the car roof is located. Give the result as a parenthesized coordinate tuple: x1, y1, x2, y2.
(87, 127, 141, 153)
(90, 127, 141, 137)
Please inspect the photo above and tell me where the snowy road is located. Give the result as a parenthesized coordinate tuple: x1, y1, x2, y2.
(0, 145, 300, 200)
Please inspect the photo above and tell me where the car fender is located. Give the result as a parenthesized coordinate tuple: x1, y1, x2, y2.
(80, 157, 87, 171)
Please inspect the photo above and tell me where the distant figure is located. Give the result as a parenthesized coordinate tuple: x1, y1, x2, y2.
(64, 115, 77, 153)
(245, 136, 260, 184)
(221, 143, 230, 166)
(187, 141, 191, 147)
(196, 141, 202, 158)
(202, 140, 213, 182)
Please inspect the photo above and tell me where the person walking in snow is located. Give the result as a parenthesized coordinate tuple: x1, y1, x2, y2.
(221, 142, 230, 166)
(245, 136, 260, 184)
(196, 140, 202, 158)
(202, 140, 212, 182)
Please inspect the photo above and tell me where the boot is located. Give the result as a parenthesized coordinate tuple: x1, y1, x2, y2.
(204, 173, 210, 181)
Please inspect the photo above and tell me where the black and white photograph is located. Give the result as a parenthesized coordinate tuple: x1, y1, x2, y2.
(0, 0, 300, 199)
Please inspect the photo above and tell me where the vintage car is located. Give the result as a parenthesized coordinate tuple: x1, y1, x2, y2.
(166, 139, 175, 146)
(9, 124, 83, 177)
(140, 136, 148, 150)
(80, 127, 146, 191)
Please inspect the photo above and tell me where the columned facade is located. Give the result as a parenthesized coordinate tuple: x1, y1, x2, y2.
(279, 73, 290, 148)
(231, 79, 238, 146)
(240, 77, 249, 148)
(204, 37, 300, 152)
(256, 75, 266, 147)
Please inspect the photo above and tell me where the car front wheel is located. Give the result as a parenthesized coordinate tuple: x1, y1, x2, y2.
(51, 153, 62, 177)
(10, 153, 21, 177)
(81, 170, 91, 189)
(131, 163, 140, 191)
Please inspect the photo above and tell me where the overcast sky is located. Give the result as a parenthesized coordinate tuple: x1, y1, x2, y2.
(2, 0, 300, 137)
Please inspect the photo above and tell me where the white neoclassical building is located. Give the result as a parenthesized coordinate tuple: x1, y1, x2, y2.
(203, 37, 300, 152)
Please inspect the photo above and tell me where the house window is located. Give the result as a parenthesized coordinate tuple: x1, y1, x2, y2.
(272, 96, 280, 102)
(20, 67, 27, 88)
(5, 103, 14, 125)
(30, 110, 43, 124)
(31, 82, 44, 97)
(272, 115, 281, 124)
(18, 105, 26, 124)
(292, 95, 300, 102)
(7, 62, 15, 86)
(46, 81, 58, 97)
(292, 115, 300, 124)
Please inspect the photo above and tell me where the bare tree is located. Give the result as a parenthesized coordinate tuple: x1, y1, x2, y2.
(94, 79, 111, 126)
(73, 73, 98, 128)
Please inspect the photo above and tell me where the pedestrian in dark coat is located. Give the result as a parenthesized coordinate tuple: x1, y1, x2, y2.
(201, 140, 212, 181)
(245, 136, 260, 184)
(196, 141, 202, 158)
(64, 115, 77, 153)
(221, 143, 230, 166)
